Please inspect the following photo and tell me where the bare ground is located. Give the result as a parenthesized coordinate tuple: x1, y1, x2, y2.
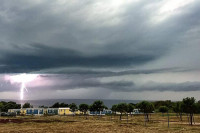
(0, 114, 200, 133)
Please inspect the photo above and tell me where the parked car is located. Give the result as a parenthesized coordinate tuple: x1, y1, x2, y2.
(0, 112, 16, 116)
(0, 112, 8, 116)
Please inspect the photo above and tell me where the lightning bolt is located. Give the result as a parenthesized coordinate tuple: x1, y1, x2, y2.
(20, 82, 25, 100)
(5, 73, 38, 100)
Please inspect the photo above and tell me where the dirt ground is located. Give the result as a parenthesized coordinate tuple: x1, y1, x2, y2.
(0, 114, 200, 133)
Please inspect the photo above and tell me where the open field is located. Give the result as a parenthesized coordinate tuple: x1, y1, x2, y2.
(0, 114, 200, 133)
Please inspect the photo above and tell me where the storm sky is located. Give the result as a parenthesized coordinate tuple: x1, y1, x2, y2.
(0, 0, 200, 100)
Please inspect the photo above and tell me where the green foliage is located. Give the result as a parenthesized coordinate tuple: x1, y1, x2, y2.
(111, 104, 118, 113)
(196, 102, 200, 113)
(79, 104, 89, 114)
(173, 102, 183, 113)
(0, 101, 21, 112)
(51, 102, 68, 108)
(90, 100, 106, 112)
(127, 103, 135, 113)
(158, 106, 168, 113)
(182, 97, 197, 125)
(153, 100, 174, 110)
(0, 102, 3, 109)
(23, 102, 32, 108)
(137, 101, 154, 113)
(182, 97, 197, 114)
(69, 103, 78, 112)
(116, 103, 128, 113)
(60, 102, 69, 107)
(51, 102, 60, 108)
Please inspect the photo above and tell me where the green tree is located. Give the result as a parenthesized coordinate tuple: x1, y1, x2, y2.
(173, 102, 183, 121)
(69, 103, 78, 116)
(79, 103, 89, 119)
(159, 106, 168, 116)
(116, 103, 128, 120)
(111, 104, 118, 115)
(153, 100, 174, 110)
(60, 102, 69, 107)
(90, 100, 106, 115)
(22, 102, 32, 108)
(127, 103, 135, 116)
(0, 101, 21, 112)
(182, 97, 197, 125)
(51, 102, 60, 108)
(137, 101, 154, 122)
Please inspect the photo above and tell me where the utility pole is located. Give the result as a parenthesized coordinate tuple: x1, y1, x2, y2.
(167, 111, 169, 128)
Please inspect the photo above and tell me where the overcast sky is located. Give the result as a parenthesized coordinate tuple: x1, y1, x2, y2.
(0, 0, 200, 101)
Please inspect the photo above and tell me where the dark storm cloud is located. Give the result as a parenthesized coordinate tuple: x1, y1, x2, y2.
(0, 43, 157, 73)
(0, 0, 200, 100)
(62, 79, 135, 92)
(39, 67, 185, 78)
(27, 75, 135, 92)
(63, 80, 200, 92)
(28, 75, 200, 92)
(2, 0, 199, 73)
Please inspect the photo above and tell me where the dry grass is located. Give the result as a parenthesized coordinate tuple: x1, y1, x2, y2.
(0, 113, 200, 133)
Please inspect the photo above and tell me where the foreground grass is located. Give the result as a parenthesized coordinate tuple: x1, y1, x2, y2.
(0, 113, 200, 133)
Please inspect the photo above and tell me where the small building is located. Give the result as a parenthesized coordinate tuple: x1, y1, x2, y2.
(132, 109, 141, 114)
(102, 109, 112, 115)
(8, 109, 21, 115)
(46, 108, 58, 115)
(58, 108, 73, 115)
(89, 109, 112, 115)
(26, 108, 44, 115)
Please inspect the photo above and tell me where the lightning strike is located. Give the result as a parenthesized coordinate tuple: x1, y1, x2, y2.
(5, 73, 38, 100)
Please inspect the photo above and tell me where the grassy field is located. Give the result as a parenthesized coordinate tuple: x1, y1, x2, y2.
(0, 113, 200, 133)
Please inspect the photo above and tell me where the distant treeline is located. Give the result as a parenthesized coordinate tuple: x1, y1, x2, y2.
(1, 97, 200, 125)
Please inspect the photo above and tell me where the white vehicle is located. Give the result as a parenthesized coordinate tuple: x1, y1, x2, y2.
(132, 109, 142, 114)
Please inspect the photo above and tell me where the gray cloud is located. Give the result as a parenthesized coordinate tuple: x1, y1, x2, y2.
(64, 80, 200, 92)
(0, 43, 157, 73)
(0, 0, 200, 100)
(26, 75, 200, 92)
(37, 67, 187, 78)
(1, 0, 199, 73)
(136, 81, 200, 92)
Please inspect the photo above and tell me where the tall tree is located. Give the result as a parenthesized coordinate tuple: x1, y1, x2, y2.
(137, 101, 154, 122)
(182, 97, 197, 125)
(90, 100, 106, 115)
(69, 103, 78, 116)
(159, 106, 168, 116)
(111, 104, 118, 115)
(173, 102, 183, 121)
(127, 103, 135, 116)
(116, 103, 128, 121)
(79, 103, 89, 119)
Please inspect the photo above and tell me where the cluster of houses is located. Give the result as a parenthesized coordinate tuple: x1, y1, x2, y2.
(8, 108, 113, 116)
